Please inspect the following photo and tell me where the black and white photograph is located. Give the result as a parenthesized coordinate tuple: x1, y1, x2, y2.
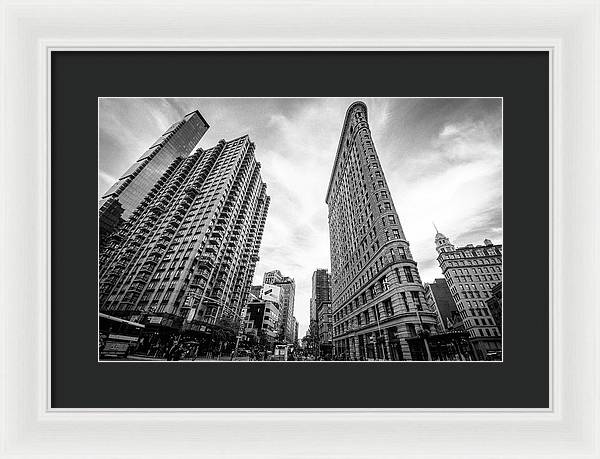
(98, 97, 503, 362)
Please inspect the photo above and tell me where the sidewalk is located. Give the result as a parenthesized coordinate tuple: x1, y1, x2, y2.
(127, 354, 230, 361)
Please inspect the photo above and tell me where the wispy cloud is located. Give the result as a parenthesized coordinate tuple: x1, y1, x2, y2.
(99, 98, 502, 338)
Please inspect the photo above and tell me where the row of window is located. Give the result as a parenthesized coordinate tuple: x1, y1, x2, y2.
(335, 273, 424, 326)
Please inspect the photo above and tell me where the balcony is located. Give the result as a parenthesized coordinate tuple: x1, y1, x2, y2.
(128, 283, 144, 294)
(143, 258, 159, 269)
(134, 273, 150, 283)
(185, 186, 200, 196)
(113, 260, 127, 270)
(211, 288, 224, 298)
(196, 257, 214, 269)
(149, 247, 162, 257)
(109, 233, 124, 243)
(150, 203, 165, 214)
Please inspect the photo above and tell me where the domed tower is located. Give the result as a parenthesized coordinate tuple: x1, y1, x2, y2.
(434, 224, 455, 255)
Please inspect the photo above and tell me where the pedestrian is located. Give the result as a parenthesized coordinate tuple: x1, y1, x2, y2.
(166, 342, 177, 361)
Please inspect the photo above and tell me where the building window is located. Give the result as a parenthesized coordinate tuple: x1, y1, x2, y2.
(400, 291, 409, 312)
(383, 298, 393, 316)
(370, 284, 378, 298)
(403, 266, 414, 283)
(411, 291, 423, 311)
(381, 276, 389, 291)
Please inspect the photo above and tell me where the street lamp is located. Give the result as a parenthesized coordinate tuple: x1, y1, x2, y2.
(415, 309, 433, 361)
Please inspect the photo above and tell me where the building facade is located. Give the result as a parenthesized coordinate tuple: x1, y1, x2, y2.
(317, 300, 333, 356)
(435, 232, 502, 359)
(263, 270, 296, 343)
(99, 111, 209, 247)
(99, 131, 270, 351)
(244, 299, 280, 344)
(294, 319, 299, 346)
(326, 101, 438, 361)
(425, 278, 459, 331)
(263, 269, 283, 285)
(310, 268, 331, 335)
(486, 282, 502, 336)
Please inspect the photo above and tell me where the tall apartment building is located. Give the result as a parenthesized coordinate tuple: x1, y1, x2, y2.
(435, 231, 502, 359)
(310, 269, 331, 337)
(99, 132, 270, 347)
(99, 111, 209, 246)
(326, 101, 438, 361)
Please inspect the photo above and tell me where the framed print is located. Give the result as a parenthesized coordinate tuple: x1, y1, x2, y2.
(96, 95, 504, 366)
(54, 53, 544, 410)
(1, 1, 599, 458)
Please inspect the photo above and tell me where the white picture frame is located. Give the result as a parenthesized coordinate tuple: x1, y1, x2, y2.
(1, 0, 598, 457)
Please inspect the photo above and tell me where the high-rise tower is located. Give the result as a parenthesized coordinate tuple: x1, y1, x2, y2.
(326, 101, 438, 361)
(99, 111, 209, 246)
(310, 268, 331, 335)
(99, 133, 269, 347)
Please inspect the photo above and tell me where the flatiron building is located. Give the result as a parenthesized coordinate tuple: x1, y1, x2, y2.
(326, 101, 438, 361)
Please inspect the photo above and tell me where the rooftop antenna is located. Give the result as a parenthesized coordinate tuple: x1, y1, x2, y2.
(433, 222, 439, 234)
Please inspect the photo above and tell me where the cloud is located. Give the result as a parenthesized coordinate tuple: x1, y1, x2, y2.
(439, 124, 460, 137)
(99, 98, 502, 338)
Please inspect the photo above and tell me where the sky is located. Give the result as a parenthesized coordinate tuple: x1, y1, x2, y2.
(99, 97, 503, 339)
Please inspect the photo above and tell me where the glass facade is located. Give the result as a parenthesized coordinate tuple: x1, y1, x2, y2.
(99, 111, 209, 246)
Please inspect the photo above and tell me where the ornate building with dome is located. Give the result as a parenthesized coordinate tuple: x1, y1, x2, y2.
(434, 230, 503, 359)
